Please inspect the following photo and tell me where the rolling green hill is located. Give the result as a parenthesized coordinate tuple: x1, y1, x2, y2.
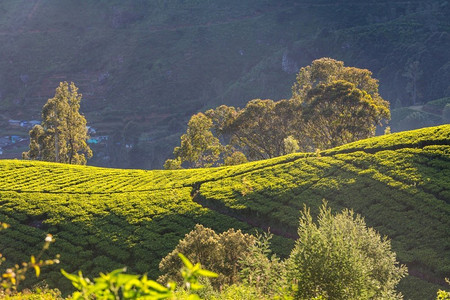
(0, 125, 449, 299)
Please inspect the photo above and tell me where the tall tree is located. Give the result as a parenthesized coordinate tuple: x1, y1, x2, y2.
(163, 112, 222, 169)
(23, 82, 92, 165)
(302, 80, 390, 149)
(292, 58, 390, 149)
(167, 58, 390, 168)
(292, 57, 387, 108)
(226, 99, 302, 160)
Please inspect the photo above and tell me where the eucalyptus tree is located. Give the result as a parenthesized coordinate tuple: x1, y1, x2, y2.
(23, 81, 92, 165)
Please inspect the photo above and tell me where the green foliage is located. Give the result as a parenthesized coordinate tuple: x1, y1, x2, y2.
(283, 136, 300, 155)
(436, 279, 450, 300)
(62, 253, 217, 300)
(209, 283, 263, 300)
(287, 203, 408, 300)
(238, 231, 290, 298)
(22, 82, 92, 165)
(292, 58, 384, 105)
(165, 113, 222, 169)
(223, 99, 302, 160)
(322, 124, 450, 155)
(302, 80, 390, 149)
(2, 287, 62, 300)
(171, 58, 391, 166)
(159, 224, 255, 289)
(293, 58, 390, 150)
(0, 125, 449, 299)
(0, 223, 60, 297)
(223, 150, 248, 166)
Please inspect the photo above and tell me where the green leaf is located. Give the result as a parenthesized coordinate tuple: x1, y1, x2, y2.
(61, 269, 79, 282)
(191, 262, 201, 272)
(116, 273, 139, 288)
(178, 253, 193, 269)
(34, 265, 40, 277)
(190, 282, 204, 291)
(145, 280, 169, 293)
(196, 269, 218, 278)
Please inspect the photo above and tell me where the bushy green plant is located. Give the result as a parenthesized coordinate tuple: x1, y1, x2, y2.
(62, 253, 217, 300)
(287, 203, 408, 300)
(239, 231, 291, 298)
(158, 224, 255, 289)
(436, 279, 450, 300)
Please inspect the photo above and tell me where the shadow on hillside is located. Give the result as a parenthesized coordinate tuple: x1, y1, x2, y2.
(195, 150, 450, 292)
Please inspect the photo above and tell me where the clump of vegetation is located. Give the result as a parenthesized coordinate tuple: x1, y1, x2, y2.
(287, 203, 407, 299)
(160, 203, 408, 299)
(158, 224, 255, 289)
(23, 82, 92, 165)
(238, 231, 290, 299)
(62, 253, 217, 300)
(165, 58, 390, 169)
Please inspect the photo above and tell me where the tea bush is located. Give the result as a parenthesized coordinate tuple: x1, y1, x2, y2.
(0, 125, 448, 299)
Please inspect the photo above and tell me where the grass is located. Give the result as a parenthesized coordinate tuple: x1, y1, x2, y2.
(0, 125, 449, 299)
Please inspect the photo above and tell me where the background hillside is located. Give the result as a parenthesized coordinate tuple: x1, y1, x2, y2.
(0, 125, 449, 299)
(0, 0, 449, 168)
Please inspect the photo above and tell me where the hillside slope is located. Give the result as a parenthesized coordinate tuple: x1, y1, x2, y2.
(0, 125, 449, 299)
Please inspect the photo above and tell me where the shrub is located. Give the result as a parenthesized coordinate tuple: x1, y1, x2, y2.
(158, 224, 255, 288)
(239, 231, 290, 298)
(287, 203, 408, 300)
(62, 253, 217, 300)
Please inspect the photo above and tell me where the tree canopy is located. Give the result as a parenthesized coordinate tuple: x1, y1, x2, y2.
(23, 81, 92, 165)
(302, 80, 390, 149)
(163, 112, 222, 169)
(165, 58, 390, 168)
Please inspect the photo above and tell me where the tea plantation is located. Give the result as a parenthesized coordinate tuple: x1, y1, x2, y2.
(0, 125, 449, 299)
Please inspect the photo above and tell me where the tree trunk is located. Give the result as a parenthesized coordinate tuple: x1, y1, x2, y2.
(55, 131, 59, 162)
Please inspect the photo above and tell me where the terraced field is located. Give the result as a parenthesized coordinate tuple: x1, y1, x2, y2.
(0, 125, 449, 299)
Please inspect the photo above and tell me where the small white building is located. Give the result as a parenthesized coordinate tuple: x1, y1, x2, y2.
(8, 120, 21, 127)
